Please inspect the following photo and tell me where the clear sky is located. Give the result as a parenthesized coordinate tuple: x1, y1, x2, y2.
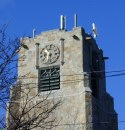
(0, 0, 125, 129)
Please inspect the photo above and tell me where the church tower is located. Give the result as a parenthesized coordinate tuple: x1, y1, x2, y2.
(7, 17, 118, 130)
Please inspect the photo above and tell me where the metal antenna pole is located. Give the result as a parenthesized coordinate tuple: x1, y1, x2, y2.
(33, 29, 36, 38)
(74, 14, 77, 28)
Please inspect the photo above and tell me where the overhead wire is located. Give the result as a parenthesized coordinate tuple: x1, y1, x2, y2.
(3, 69, 125, 127)
(55, 120, 125, 126)
(10, 72, 125, 86)
(13, 68, 125, 79)
(4, 68, 125, 87)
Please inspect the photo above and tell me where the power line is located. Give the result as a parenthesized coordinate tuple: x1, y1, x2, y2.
(4, 69, 125, 87)
(56, 120, 125, 126)
(106, 73, 125, 78)
(14, 70, 125, 80)
(87, 69, 125, 74)
(5, 68, 125, 79)
(10, 72, 125, 86)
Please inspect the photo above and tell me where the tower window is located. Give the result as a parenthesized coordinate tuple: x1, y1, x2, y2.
(92, 51, 100, 71)
(38, 66, 60, 92)
(91, 51, 100, 98)
(91, 73, 99, 98)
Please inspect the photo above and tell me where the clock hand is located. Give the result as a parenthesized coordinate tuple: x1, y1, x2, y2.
(44, 49, 49, 61)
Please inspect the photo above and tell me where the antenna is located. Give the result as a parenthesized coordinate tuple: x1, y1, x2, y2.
(60, 15, 66, 30)
(64, 16, 66, 29)
(33, 28, 36, 38)
(92, 23, 98, 38)
(74, 14, 77, 28)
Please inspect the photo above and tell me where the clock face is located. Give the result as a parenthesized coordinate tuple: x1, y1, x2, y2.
(40, 44, 60, 64)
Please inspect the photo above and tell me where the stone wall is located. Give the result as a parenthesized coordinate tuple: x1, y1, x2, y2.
(7, 27, 118, 130)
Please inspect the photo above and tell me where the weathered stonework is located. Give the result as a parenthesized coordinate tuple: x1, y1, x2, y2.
(7, 27, 118, 130)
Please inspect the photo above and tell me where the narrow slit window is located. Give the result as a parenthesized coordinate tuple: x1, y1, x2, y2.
(91, 73, 99, 98)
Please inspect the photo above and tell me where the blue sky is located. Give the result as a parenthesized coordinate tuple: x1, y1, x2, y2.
(0, 0, 125, 129)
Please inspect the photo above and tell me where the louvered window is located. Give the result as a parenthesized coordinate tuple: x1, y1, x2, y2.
(39, 66, 60, 92)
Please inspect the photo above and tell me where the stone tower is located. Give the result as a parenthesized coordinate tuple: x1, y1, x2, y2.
(7, 25, 118, 130)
